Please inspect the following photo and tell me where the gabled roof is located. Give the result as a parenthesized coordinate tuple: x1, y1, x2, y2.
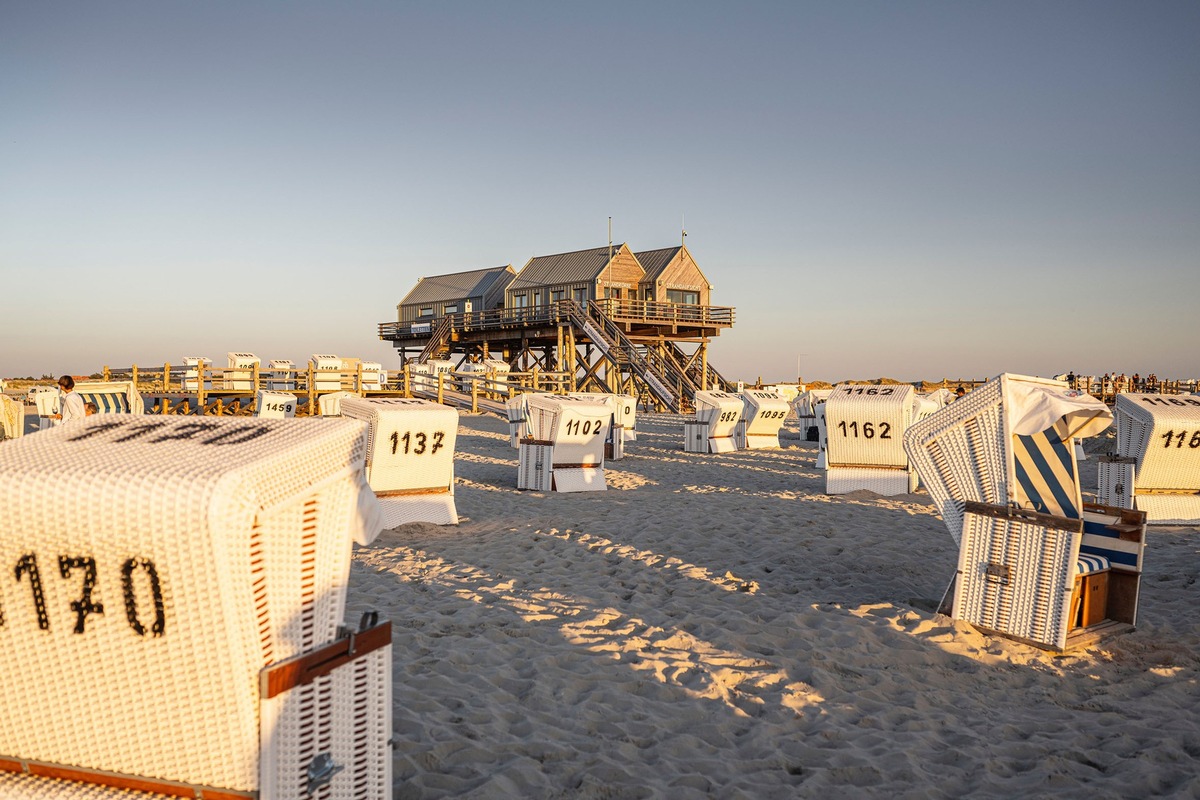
(400, 265, 515, 306)
(634, 247, 682, 283)
(509, 245, 632, 291)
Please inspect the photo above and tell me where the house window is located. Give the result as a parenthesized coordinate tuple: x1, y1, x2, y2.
(550, 290, 565, 303)
(666, 289, 699, 305)
(512, 294, 527, 308)
(419, 306, 434, 317)
(443, 303, 458, 314)
(573, 288, 588, 304)
(533, 291, 542, 306)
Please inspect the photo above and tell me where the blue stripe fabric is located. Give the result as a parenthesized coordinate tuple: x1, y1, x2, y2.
(1075, 554, 1110, 575)
(80, 392, 130, 414)
(1013, 429, 1079, 518)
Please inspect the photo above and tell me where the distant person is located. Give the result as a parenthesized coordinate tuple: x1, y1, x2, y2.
(84, 401, 98, 416)
(955, 384, 966, 400)
(51, 375, 85, 424)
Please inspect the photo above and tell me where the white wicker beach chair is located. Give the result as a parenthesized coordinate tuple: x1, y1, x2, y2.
(735, 389, 790, 450)
(225, 352, 260, 391)
(74, 381, 145, 416)
(340, 396, 459, 526)
(689, 391, 744, 453)
(254, 389, 298, 419)
(317, 390, 356, 417)
(0, 416, 390, 798)
(181, 356, 212, 392)
(791, 389, 832, 446)
(266, 359, 296, 391)
(614, 394, 637, 442)
(824, 384, 918, 495)
(1105, 393, 1200, 523)
(310, 354, 342, 393)
(519, 394, 610, 492)
(904, 374, 1144, 651)
(459, 359, 510, 395)
(359, 362, 384, 392)
(505, 394, 529, 448)
(30, 387, 61, 430)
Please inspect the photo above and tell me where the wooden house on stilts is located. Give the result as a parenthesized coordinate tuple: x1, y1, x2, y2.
(378, 243, 735, 412)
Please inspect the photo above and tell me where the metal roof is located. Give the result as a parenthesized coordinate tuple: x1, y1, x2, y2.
(399, 266, 515, 306)
(508, 245, 629, 292)
(633, 247, 682, 283)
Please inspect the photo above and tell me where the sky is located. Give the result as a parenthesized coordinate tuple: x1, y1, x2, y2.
(2, 1, 1197, 384)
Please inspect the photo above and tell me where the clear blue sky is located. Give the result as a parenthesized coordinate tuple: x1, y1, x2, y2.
(2, 1, 1197, 383)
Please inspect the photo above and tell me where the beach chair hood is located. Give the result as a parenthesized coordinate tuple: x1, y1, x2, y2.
(1006, 382, 1112, 440)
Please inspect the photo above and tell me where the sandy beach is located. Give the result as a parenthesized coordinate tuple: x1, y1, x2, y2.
(342, 411, 1200, 799)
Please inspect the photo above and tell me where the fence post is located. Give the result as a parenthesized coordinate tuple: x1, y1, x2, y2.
(471, 376, 479, 413)
(307, 362, 316, 416)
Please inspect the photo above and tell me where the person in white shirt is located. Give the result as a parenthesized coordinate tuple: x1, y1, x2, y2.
(51, 375, 86, 424)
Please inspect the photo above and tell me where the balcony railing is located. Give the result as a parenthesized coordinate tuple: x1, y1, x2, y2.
(379, 299, 734, 340)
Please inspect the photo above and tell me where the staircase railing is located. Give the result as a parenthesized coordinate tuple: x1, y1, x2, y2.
(417, 316, 454, 363)
(565, 302, 681, 413)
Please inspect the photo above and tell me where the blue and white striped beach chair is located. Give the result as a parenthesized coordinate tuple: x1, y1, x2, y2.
(905, 374, 1147, 651)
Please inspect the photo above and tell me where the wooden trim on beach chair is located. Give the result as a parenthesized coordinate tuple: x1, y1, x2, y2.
(260, 620, 392, 700)
(0, 757, 255, 799)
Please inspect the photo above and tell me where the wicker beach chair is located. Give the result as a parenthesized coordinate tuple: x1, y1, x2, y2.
(225, 352, 260, 391)
(735, 389, 790, 450)
(266, 359, 296, 391)
(1101, 394, 1200, 524)
(904, 373, 1145, 651)
(340, 396, 459, 526)
(686, 391, 743, 453)
(309, 354, 343, 393)
(519, 394, 610, 492)
(254, 389, 298, 419)
(181, 356, 212, 392)
(824, 384, 918, 495)
(505, 393, 529, 448)
(0, 416, 391, 798)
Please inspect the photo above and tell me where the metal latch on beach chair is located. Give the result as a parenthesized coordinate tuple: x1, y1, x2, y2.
(984, 562, 1011, 586)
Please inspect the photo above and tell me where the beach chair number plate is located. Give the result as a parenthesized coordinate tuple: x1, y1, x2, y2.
(388, 430, 446, 455)
(836, 421, 893, 439)
(984, 562, 1011, 586)
(4, 553, 166, 636)
(1159, 430, 1200, 449)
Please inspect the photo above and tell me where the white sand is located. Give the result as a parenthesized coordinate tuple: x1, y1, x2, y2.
(346, 413, 1200, 799)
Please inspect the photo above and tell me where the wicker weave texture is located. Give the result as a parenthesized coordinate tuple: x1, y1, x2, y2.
(340, 397, 458, 494)
(825, 466, 918, 496)
(683, 422, 708, 453)
(517, 443, 554, 491)
(1113, 394, 1200, 492)
(543, 396, 610, 468)
(1097, 457, 1136, 508)
(0, 772, 177, 798)
(1131, 495, 1200, 525)
(955, 510, 1078, 651)
(825, 384, 914, 469)
(552, 467, 607, 493)
(904, 377, 1007, 543)
(261, 646, 392, 799)
(739, 390, 789, 449)
(692, 392, 743, 442)
(255, 390, 297, 419)
(0, 416, 380, 791)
